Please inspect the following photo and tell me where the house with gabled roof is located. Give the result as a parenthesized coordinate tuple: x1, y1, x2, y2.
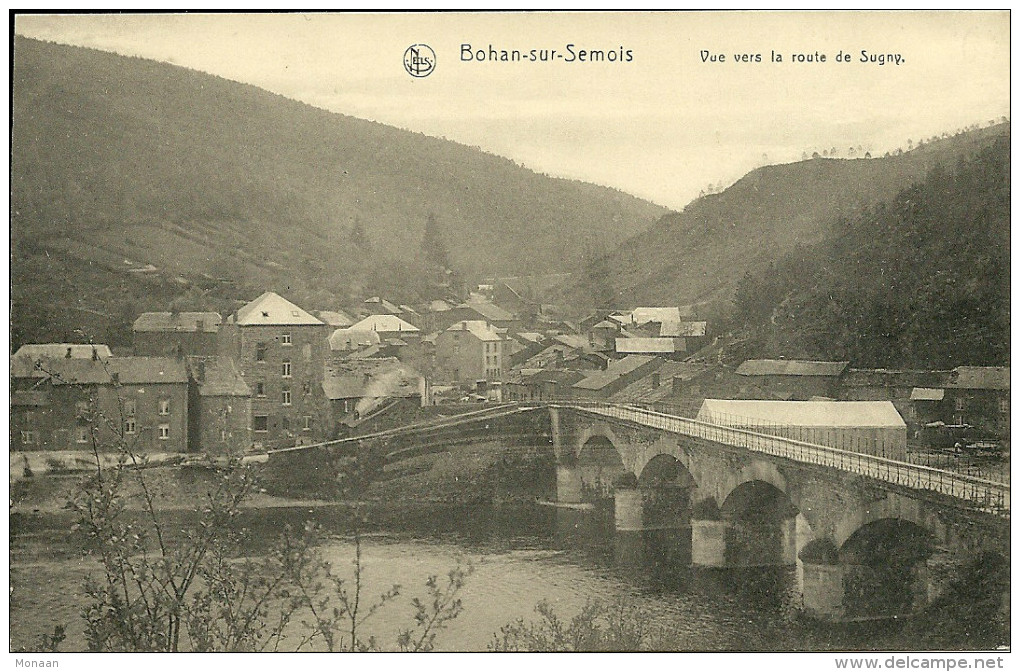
(221, 292, 329, 447)
(435, 320, 503, 385)
(735, 359, 849, 400)
(186, 356, 252, 454)
(133, 311, 222, 357)
(10, 355, 190, 454)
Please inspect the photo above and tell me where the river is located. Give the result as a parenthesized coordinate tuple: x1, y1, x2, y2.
(12, 500, 1001, 652)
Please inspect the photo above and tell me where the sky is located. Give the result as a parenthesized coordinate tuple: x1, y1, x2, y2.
(14, 11, 1011, 210)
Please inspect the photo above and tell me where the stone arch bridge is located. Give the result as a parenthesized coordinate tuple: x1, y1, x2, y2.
(548, 403, 1009, 621)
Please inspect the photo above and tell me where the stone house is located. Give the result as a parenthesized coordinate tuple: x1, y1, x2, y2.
(219, 292, 330, 448)
(132, 311, 222, 357)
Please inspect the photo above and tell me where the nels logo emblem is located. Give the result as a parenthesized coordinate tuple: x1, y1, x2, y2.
(403, 44, 436, 78)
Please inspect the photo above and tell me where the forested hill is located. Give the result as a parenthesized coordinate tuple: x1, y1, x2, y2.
(556, 122, 1009, 312)
(10, 36, 666, 347)
(731, 135, 1010, 369)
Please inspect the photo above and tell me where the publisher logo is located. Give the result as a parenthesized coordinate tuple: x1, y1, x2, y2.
(403, 44, 436, 77)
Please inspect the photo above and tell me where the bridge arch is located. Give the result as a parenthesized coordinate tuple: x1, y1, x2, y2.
(576, 434, 628, 497)
(719, 479, 800, 567)
(833, 493, 947, 549)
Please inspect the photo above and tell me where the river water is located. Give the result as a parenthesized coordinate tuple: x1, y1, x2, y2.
(13, 501, 994, 652)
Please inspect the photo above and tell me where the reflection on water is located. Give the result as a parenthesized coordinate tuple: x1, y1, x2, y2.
(8, 501, 1001, 651)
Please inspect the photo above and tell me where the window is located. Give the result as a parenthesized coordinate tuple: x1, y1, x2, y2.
(999, 398, 1010, 415)
(124, 419, 136, 435)
(281, 417, 290, 431)
(159, 399, 171, 416)
(303, 416, 312, 431)
(281, 333, 292, 346)
(76, 427, 90, 444)
(282, 360, 292, 378)
(282, 389, 292, 406)
(124, 400, 136, 416)
(955, 397, 966, 412)
(24, 411, 34, 424)
(254, 415, 269, 433)
(221, 429, 228, 442)
(21, 431, 38, 446)
(255, 381, 266, 397)
(256, 342, 267, 362)
(75, 401, 89, 418)
(158, 424, 170, 440)
(302, 381, 311, 395)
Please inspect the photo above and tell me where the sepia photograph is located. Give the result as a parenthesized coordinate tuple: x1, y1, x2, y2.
(7, 10, 1011, 662)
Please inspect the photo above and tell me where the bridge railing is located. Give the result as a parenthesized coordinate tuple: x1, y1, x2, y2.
(556, 401, 1010, 518)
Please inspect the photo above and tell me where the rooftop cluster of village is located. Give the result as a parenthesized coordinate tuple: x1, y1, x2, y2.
(10, 280, 1010, 468)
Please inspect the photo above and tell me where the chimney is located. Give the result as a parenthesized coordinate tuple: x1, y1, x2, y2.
(111, 372, 120, 385)
(651, 372, 660, 389)
(196, 319, 205, 332)
(66, 347, 73, 359)
(91, 347, 99, 362)
(196, 360, 206, 382)
(672, 376, 683, 395)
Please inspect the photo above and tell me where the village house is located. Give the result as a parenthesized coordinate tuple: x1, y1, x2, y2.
(327, 328, 382, 360)
(186, 357, 252, 455)
(838, 368, 949, 428)
(315, 309, 356, 329)
(614, 336, 685, 359)
(606, 360, 715, 413)
(571, 355, 664, 401)
(348, 314, 422, 346)
(435, 301, 519, 333)
(132, 311, 222, 357)
(944, 366, 1010, 438)
(658, 320, 709, 353)
(321, 357, 426, 436)
(13, 343, 113, 363)
(434, 320, 503, 385)
(11, 354, 190, 454)
(504, 368, 587, 402)
(734, 359, 849, 400)
(219, 292, 330, 447)
(361, 296, 404, 316)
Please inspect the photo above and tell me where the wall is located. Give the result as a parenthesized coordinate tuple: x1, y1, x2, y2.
(235, 323, 330, 447)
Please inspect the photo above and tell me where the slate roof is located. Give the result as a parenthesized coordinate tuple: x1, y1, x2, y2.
(329, 329, 382, 351)
(573, 355, 661, 391)
(947, 366, 1010, 391)
(235, 292, 323, 326)
(188, 357, 250, 396)
(317, 310, 356, 328)
(608, 361, 714, 404)
(463, 301, 515, 322)
(363, 297, 403, 314)
(659, 321, 707, 338)
(13, 344, 112, 360)
(445, 320, 500, 342)
(554, 334, 590, 351)
(736, 359, 849, 377)
(697, 399, 906, 428)
(350, 314, 421, 333)
(107, 357, 189, 385)
(615, 337, 678, 354)
(13, 357, 187, 386)
(133, 312, 222, 333)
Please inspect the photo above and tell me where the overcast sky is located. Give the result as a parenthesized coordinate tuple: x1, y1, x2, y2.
(14, 11, 1010, 210)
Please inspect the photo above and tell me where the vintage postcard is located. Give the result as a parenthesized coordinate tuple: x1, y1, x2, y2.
(7, 10, 1010, 664)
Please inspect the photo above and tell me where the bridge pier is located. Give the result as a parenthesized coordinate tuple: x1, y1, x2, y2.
(614, 488, 692, 569)
(691, 519, 728, 567)
(556, 464, 583, 503)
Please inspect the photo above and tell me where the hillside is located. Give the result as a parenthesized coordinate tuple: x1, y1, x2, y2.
(556, 122, 1010, 313)
(10, 36, 666, 348)
(730, 135, 1009, 369)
